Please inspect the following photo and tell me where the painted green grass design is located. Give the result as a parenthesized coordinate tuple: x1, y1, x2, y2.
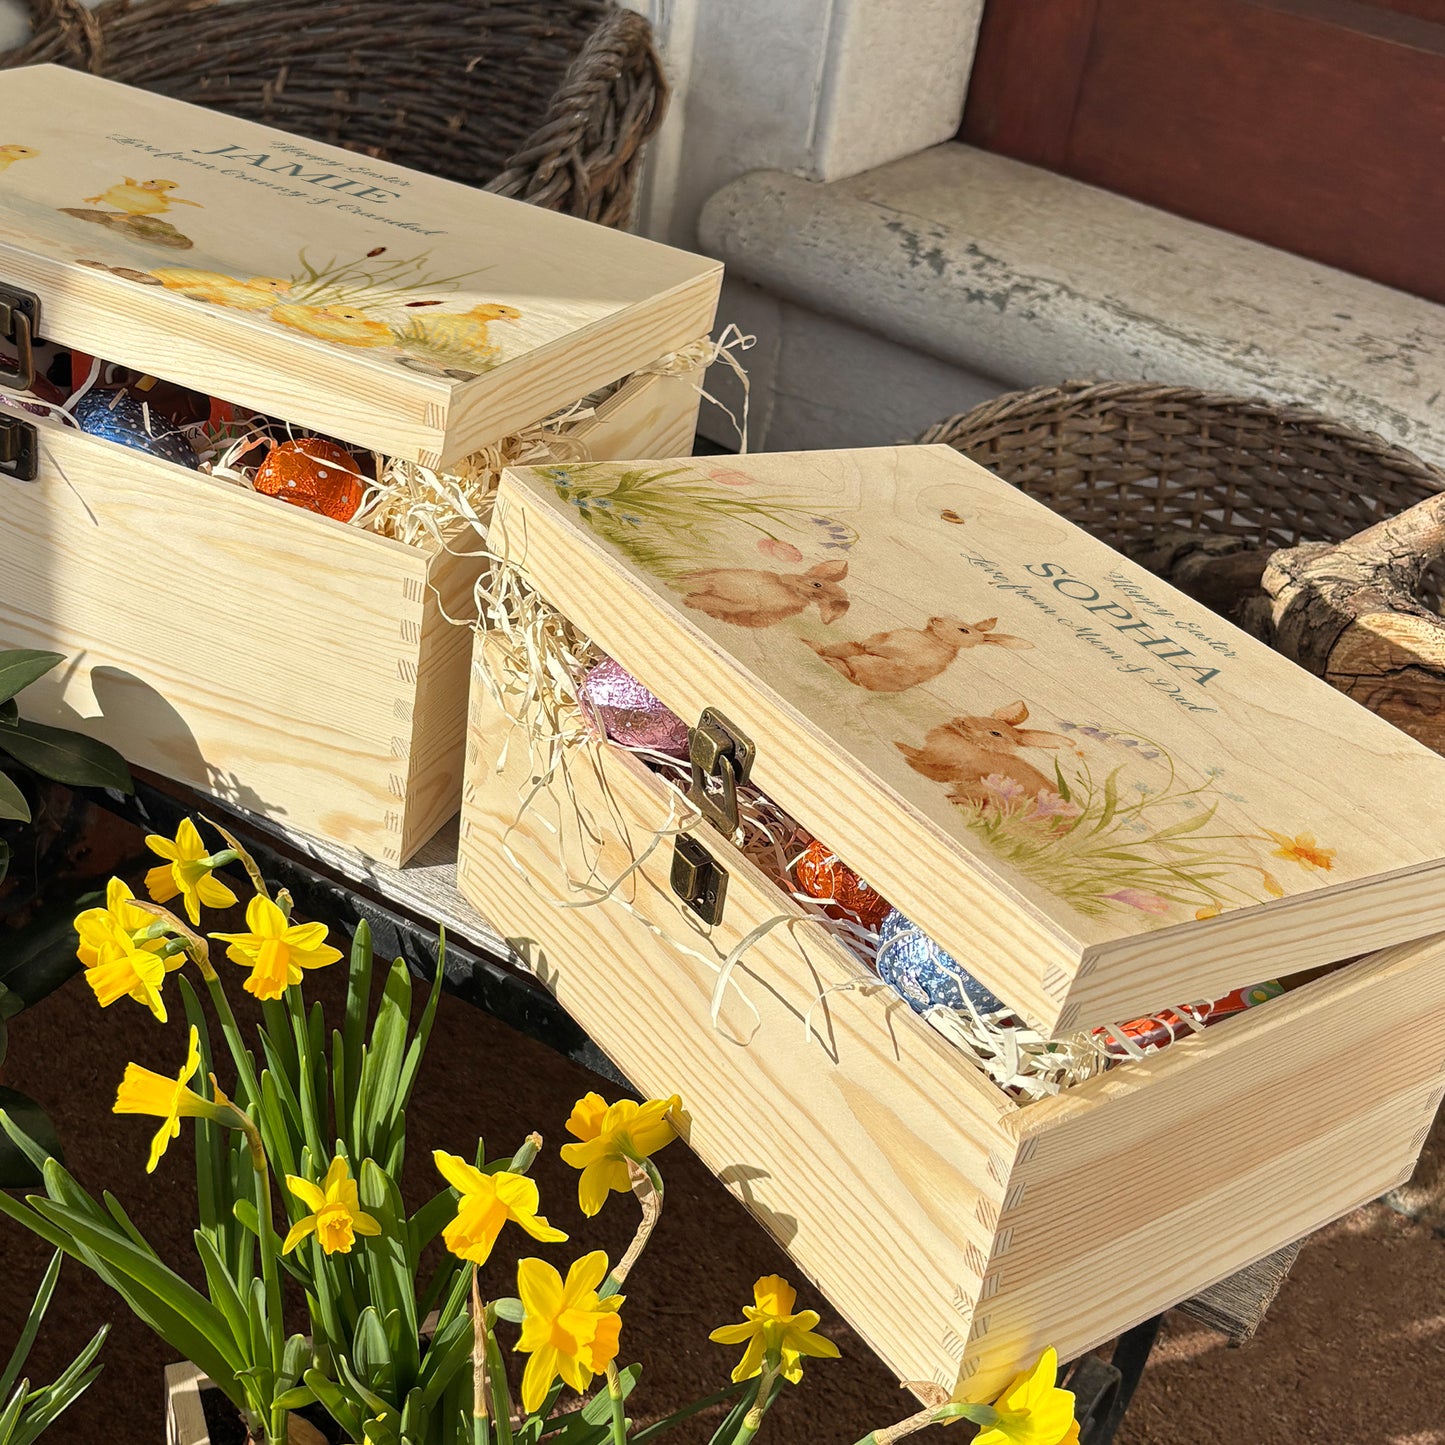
(283, 248, 492, 308)
(957, 743, 1304, 921)
(534, 462, 860, 583)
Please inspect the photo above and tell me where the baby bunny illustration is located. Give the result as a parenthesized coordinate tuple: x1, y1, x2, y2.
(895, 701, 1077, 805)
(84, 178, 202, 215)
(802, 615, 1032, 692)
(679, 560, 849, 628)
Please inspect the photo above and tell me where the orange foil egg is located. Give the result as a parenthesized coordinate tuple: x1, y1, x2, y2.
(794, 839, 891, 928)
(253, 438, 365, 521)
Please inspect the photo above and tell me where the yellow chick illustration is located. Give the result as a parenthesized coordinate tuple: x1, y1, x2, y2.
(410, 302, 522, 362)
(83, 178, 203, 216)
(150, 268, 292, 310)
(0, 144, 38, 174)
(269, 302, 393, 348)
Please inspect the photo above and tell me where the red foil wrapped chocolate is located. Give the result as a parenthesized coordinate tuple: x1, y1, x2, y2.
(253, 437, 366, 521)
(1099, 980, 1285, 1055)
(794, 839, 891, 928)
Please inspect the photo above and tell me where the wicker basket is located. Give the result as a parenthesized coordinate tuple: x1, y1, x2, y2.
(0, 0, 666, 226)
(923, 379, 1445, 753)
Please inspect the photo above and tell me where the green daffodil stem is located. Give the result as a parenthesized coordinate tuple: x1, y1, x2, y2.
(230, 1107, 286, 1442)
(852, 1401, 999, 1445)
(605, 1362, 630, 1445)
(729, 1362, 782, 1445)
(199, 848, 240, 870)
(197, 957, 262, 1110)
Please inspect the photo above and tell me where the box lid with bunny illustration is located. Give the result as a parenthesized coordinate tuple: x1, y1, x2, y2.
(0, 65, 721, 466)
(485, 444, 1445, 1034)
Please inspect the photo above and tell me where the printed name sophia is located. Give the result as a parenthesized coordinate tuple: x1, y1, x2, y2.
(1024, 562, 1221, 686)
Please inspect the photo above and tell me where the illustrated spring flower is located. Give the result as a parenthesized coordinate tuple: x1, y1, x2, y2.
(560, 1092, 680, 1217)
(145, 818, 237, 925)
(1104, 889, 1171, 915)
(211, 895, 343, 1000)
(980, 774, 1026, 806)
(757, 537, 804, 564)
(1265, 830, 1336, 871)
(433, 1150, 567, 1266)
(516, 1251, 624, 1413)
(1029, 790, 1082, 822)
(959, 1346, 1076, 1445)
(74, 877, 166, 967)
(709, 1274, 840, 1385)
(283, 1155, 382, 1256)
(85, 936, 172, 1023)
(113, 1026, 227, 1173)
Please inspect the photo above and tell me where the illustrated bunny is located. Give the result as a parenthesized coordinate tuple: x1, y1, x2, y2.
(678, 560, 850, 628)
(895, 701, 1078, 805)
(802, 615, 1032, 692)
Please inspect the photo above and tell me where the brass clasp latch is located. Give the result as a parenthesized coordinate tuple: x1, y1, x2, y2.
(0, 414, 37, 482)
(670, 709, 755, 926)
(0, 285, 41, 393)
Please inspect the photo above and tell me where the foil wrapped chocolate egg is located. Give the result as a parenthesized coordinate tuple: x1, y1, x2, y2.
(874, 908, 1005, 1016)
(1098, 979, 1284, 1055)
(253, 437, 366, 521)
(794, 839, 891, 928)
(579, 658, 690, 756)
(72, 388, 199, 469)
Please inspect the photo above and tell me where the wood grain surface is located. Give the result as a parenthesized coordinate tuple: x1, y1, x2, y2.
(487, 446, 1445, 1032)
(0, 65, 721, 465)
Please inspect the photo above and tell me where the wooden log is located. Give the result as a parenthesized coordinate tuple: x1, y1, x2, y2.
(1259, 494, 1445, 756)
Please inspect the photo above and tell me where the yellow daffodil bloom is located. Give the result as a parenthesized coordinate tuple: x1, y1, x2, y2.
(433, 1151, 567, 1266)
(966, 1348, 1076, 1445)
(1264, 830, 1336, 872)
(75, 877, 169, 967)
(112, 1026, 218, 1173)
(559, 1092, 680, 1217)
(515, 1250, 623, 1413)
(145, 818, 237, 925)
(282, 1155, 382, 1256)
(211, 895, 343, 1001)
(709, 1274, 840, 1385)
(86, 936, 172, 1023)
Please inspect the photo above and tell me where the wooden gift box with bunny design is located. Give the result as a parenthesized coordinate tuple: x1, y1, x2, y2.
(0, 65, 721, 862)
(455, 443, 1445, 1398)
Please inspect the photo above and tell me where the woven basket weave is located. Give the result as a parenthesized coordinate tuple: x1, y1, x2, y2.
(923, 380, 1445, 753)
(0, 0, 666, 226)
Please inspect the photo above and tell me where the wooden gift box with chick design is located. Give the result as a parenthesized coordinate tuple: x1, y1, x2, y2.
(455, 444, 1445, 1400)
(0, 65, 721, 863)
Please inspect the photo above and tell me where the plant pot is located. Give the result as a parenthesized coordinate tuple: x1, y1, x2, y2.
(164, 1362, 336, 1445)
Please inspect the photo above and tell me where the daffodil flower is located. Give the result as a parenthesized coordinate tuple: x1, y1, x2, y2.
(433, 1150, 567, 1266)
(85, 936, 173, 1023)
(282, 1155, 382, 1256)
(75, 877, 170, 967)
(515, 1250, 624, 1414)
(211, 895, 343, 1001)
(709, 1274, 839, 1385)
(559, 1092, 680, 1216)
(145, 819, 237, 925)
(112, 1026, 229, 1173)
(959, 1348, 1077, 1445)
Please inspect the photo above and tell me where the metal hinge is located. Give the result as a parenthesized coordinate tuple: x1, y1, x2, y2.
(0, 284, 42, 392)
(0, 414, 37, 482)
(670, 708, 755, 925)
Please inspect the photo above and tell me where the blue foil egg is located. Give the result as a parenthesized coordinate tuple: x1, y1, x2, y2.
(72, 390, 199, 469)
(875, 908, 1006, 1016)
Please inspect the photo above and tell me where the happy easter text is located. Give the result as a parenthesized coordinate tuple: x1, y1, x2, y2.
(959, 552, 1237, 712)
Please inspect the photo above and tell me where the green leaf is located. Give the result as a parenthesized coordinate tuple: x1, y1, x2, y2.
(0, 904, 89, 1013)
(0, 698, 16, 726)
(0, 1091, 61, 1189)
(0, 770, 29, 823)
(0, 1251, 62, 1401)
(0, 720, 131, 792)
(0, 652, 63, 707)
(1144, 804, 1218, 844)
(492, 1297, 525, 1325)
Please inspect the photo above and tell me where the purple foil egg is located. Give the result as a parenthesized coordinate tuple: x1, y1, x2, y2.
(579, 658, 691, 756)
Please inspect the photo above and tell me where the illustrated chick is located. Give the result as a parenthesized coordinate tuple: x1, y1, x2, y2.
(269, 302, 392, 347)
(150, 268, 292, 310)
(0, 144, 38, 174)
(410, 302, 522, 362)
(83, 178, 203, 216)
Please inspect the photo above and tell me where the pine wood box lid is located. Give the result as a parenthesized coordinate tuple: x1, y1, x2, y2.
(487, 445, 1445, 1036)
(0, 66, 721, 468)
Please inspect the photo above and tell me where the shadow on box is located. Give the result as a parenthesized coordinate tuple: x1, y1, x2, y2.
(25, 659, 289, 822)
